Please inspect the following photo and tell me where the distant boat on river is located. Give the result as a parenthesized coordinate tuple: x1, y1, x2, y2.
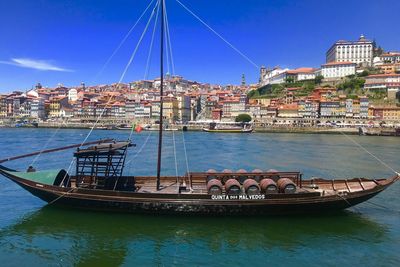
(359, 127, 400, 136)
(203, 122, 253, 133)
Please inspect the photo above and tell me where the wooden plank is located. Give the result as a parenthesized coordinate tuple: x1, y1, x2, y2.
(331, 179, 336, 191)
(344, 180, 351, 192)
(358, 178, 365, 190)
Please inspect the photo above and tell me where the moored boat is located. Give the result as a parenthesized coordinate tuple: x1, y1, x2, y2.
(203, 122, 253, 133)
(359, 127, 400, 136)
(0, 160, 397, 215)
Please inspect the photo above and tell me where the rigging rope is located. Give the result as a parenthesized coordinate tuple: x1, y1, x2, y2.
(175, 0, 259, 69)
(127, 131, 153, 165)
(163, 0, 171, 76)
(80, 0, 158, 146)
(164, 0, 175, 75)
(164, 0, 190, 189)
(181, 128, 191, 190)
(29, 1, 157, 167)
(118, 2, 159, 86)
(93, 0, 156, 82)
(58, 0, 159, 183)
(340, 132, 399, 176)
(144, 0, 161, 80)
(172, 129, 179, 180)
(30, 117, 69, 166)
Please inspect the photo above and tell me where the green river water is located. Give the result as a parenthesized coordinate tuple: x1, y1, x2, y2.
(0, 128, 399, 266)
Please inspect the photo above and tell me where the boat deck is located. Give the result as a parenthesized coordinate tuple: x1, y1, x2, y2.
(132, 174, 382, 195)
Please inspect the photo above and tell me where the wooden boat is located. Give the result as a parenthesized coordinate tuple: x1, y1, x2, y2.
(0, 0, 398, 216)
(202, 127, 253, 133)
(0, 160, 398, 215)
(359, 127, 400, 137)
(203, 122, 253, 133)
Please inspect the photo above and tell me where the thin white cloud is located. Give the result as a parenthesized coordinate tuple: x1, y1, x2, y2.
(0, 58, 73, 72)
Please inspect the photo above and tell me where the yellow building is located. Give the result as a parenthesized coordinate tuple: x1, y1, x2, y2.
(369, 106, 400, 121)
(377, 63, 400, 74)
(250, 98, 271, 107)
(382, 107, 400, 121)
(162, 97, 179, 122)
(49, 97, 70, 118)
(49, 98, 61, 118)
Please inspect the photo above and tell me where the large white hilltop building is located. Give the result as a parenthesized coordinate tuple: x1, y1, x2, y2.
(326, 34, 375, 67)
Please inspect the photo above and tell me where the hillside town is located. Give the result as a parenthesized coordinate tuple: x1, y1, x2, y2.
(1, 34, 399, 128)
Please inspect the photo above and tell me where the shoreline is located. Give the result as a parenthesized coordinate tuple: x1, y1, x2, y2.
(2, 122, 399, 136)
(0, 123, 365, 135)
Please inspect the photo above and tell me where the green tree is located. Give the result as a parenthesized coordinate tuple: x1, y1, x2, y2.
(315, 75, 324, 85)
(235, 114, 252, 123)
(285, 77, 295, 83)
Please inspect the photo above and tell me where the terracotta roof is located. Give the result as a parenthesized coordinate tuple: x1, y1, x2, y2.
(381, 53, 400, 57)
(366, 73, 400, 78)
(286, 67, 316, 74)
(278, 103, 298, 110)
(322, 61, 356, 66)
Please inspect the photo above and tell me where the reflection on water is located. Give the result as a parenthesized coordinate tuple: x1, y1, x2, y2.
(0, 207, 390, 267)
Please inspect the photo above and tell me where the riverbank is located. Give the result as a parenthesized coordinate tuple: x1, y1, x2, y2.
(4, 120, 400, 135)
(0, 122, 363, 135)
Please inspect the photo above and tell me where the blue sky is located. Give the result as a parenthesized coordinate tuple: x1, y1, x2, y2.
(0, 0, 399, 92)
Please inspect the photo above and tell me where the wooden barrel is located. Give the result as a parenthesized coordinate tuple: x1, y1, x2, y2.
(259, 178, 278, 194)
(225, 179, 241, 195)
(207, 179, 223, 195)
(277, 178, 297, 193)
(243, 179, 260, 195)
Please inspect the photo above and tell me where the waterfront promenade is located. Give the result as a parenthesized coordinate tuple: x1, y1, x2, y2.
(2, 119, 396, 135)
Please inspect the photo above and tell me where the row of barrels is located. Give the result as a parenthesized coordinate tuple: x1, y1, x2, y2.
(205, 169, 282, 183)
(207, 177, 297, 196)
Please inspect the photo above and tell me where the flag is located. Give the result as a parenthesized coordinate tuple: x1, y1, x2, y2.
(135, 124, 143, 133)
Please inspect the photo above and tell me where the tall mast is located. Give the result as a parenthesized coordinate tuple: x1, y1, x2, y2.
(156, 0, 164, 191)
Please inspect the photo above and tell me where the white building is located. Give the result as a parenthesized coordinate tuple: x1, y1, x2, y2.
(321, 62, 356, 79)
(364, 73, 400, 99)
(267, 68, 316, 84)
(177, 95, 191, 122)
(31, 98, 45, 119)
(380, 52, 400, 64)
(68, 88, 78, 101)
(260, 67, 289, 85)
(326, 35, 374, 66)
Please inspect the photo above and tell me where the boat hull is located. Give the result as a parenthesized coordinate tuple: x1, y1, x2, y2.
(202, 128, 253, 133)
(1, 168, 396, 216)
